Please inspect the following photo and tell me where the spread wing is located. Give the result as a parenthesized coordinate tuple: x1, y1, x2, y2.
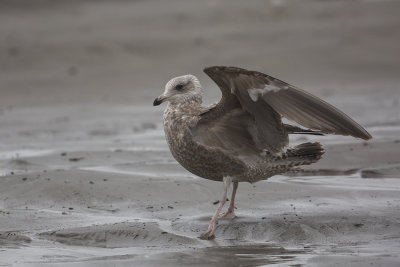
(193, 66, 371, 154)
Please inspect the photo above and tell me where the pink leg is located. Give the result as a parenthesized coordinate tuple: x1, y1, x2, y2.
(200, 177, 232, 240)
(219, 181, 238, 219)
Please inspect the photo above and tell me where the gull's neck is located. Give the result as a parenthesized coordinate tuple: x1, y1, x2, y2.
(165, 96, 203, 119)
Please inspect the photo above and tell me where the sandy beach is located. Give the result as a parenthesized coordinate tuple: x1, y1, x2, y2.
(1, 0, 400, 266)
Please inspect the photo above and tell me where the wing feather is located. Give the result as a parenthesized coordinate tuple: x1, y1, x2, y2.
(204, 66, 372, 142)
(202, 67, 288, 153)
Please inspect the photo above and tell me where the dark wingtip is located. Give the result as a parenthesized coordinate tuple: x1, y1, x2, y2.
(352, 126, 372, 140)
(360, 131, 373, 140)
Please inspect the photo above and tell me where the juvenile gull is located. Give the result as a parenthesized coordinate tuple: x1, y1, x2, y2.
(153, 66, 372, 240)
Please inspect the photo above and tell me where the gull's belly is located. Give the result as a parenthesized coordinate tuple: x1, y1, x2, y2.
(164, 126, 246, 182)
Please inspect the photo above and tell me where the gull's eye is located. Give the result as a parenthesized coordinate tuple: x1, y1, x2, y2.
(175, 84, 184, 91)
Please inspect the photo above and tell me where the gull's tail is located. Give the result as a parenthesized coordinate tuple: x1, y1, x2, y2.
(246, 142, 325, 183)
(283, 142, 324, 166)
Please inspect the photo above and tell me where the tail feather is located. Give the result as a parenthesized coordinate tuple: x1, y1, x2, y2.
(274, 142, 324, 167)
(249, 142, 324, 182)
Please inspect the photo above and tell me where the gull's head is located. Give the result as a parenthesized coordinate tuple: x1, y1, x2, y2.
(153, 75, 202, 106)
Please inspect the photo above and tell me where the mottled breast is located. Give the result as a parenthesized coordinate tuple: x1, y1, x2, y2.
(162, 103, 246, 181)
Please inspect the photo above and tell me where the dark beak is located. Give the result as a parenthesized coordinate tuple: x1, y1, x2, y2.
(153, 97, 162, 106)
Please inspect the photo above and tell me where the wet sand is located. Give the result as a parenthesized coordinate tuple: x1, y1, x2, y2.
(1, 0, 400, 266)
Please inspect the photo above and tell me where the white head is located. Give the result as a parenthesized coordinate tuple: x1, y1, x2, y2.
(153, 75, 202, 106)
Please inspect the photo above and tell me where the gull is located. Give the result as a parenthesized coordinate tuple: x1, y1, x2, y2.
(153, 66, 372, 240)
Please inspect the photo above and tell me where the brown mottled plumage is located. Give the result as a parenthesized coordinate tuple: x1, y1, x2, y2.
(153, 66, 372, 239)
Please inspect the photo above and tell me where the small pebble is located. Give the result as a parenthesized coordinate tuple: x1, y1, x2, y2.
(69, 157, 84, 162)
(213, 198, 229, 205)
